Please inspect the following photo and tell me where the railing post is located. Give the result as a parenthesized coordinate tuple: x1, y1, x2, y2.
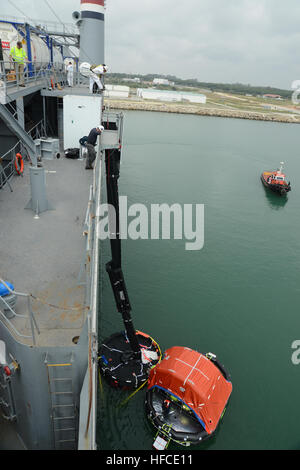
(27, 296, 36, 346)
(25, 24, 34, 78)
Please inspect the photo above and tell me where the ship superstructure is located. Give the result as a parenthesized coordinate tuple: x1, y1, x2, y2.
(0, 2, 120, 450)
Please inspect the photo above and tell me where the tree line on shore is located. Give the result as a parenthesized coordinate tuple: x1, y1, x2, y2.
(106, 73, 291, 99)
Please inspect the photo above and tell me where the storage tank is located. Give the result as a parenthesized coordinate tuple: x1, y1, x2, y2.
(53, 47, 64, 68)
(0, 21, 63, 69)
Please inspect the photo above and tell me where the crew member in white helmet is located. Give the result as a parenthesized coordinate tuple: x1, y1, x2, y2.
(89, 64, 108, 93)
(85, 125, 104, 170)
(66, 61, 73, 87)
(79, 62, 108, 93)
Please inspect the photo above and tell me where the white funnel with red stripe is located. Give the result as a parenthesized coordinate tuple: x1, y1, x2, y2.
(78, 0, 105, 65)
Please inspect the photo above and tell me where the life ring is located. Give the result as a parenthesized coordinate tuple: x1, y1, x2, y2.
(15, 153, 24, 175)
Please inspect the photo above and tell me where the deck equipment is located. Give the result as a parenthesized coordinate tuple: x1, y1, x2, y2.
(98, 147, 161, 389)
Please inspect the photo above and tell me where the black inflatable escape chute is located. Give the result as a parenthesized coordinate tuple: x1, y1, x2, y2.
(98, 148, 161, 389)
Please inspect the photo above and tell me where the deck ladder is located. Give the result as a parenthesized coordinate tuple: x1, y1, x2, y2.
(46, 360, 78, 450)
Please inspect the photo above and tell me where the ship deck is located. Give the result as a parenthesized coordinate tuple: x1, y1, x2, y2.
(0, 155, 92, 347)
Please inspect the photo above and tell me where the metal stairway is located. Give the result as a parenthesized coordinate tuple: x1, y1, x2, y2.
(0, 101, 52, 214)
(0, 103, 37, 164)
(46, 359, 78, 450)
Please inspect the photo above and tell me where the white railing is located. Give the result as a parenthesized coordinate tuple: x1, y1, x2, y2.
(0, 61, 101, 97)
(78, 143, 103, 450)
(0, 279, 40, 346)
(0, 61, 66, 93)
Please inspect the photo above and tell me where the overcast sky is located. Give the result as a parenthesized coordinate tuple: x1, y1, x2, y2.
(4, 0, 300, 89)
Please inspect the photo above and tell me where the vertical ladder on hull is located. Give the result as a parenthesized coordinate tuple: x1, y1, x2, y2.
(46, 360, 78, 450)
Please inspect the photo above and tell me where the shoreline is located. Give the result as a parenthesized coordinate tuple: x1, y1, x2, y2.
(104, 98, 300, 124)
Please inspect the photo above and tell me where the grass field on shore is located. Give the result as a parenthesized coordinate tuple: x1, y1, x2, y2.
(205, 90, 299, 116)
(104, 88, 300, 123)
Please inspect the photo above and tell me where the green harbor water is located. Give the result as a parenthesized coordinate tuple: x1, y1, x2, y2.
(97, 111, 300, 450)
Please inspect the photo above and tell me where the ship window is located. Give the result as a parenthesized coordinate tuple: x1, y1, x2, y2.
(276, 177, 284, 180)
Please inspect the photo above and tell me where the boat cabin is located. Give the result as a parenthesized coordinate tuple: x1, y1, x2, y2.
(267, 171, 287, 184)
(274, 172, 286, 181)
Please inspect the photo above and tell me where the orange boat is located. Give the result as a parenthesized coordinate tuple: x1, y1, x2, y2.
(261, 162, 291, 196)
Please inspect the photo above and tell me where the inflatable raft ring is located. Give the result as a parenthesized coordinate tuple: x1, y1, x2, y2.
(98, 330, 162, 390)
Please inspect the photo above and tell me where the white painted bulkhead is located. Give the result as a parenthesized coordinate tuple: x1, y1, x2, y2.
(63, 95, 102, 149)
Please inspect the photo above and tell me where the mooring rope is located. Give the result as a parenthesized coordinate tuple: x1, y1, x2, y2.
(119, 379, 149, 408)
(29, 293, 89, 312)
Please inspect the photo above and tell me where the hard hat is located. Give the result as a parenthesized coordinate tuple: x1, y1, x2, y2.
(80, 62, 91, 69)
(79, 62, 91, 77)
(97, 125, 104, 131)
(103, 65, 108, 72)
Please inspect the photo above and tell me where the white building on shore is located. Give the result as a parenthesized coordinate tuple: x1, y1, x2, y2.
(153, 78, 174, 86)
(136, 88, 206, 104)
(122, 77, 141, 83)
(104, 84, 130, 98)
